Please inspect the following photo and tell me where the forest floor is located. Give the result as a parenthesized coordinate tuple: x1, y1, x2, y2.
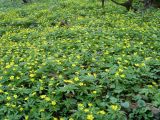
(0, 0, 160, 119)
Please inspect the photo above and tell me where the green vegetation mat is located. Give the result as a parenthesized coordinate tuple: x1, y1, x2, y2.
(0, 0, 160, 119)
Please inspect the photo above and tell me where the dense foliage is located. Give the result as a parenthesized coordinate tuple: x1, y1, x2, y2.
(0, 0, 160, 119)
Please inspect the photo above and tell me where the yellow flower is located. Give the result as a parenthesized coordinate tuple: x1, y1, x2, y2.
(39, 79, 43, 83)
(78, 103, 84, 110)
(31, 79, 35, 82)
(111, 105, 119, 111)
(124, 60, 128, 63)
(140, 42, 143, 45)
(29, 74, 35, 78)
(115, 72, 119, 76)
(40, 95, 46, 99)
(120, 74, 126, 78)
(25, 115, 29, 120)
(77, 16, 84, 20)
(32, 92, 36, 96)
(64, 80, 74, 84)
(45, 97, 51, 101)
(13, 68, 16, 71)
(135, 64, 140, 67)
(148, 85, 153, 88)
(72, 64, 76, 67)
(117, 57, 122, 61)
(118, 68, 123, 72)
(53, 117, 58, 120)
(11, 104, 16, 108)
(10, 76, 14, 80)
(152, 82, 158, 87)
(51, 101, 56, 106)
(87, 114, 94, 120)
(76, 55, 81, 59)
(6, 64, 11, 69)
(7, 96, 11, 100)
(6, 103, 10, 106)
(105, 69, 109, 72)
(14, 94, 18, 99)
(58, 75, 63, 79)
(75, 72, 79, 75)
(88, 73, 92, 76)
(40, 86, 44, 90)
(92, 58, 96, 61)
(78, 103, 84, 107)
(60, 118, 64, 120)
(88, 103, 93, 107)
(84, 108, 89, 112)
(93, 73, 97, 78)
(24, 97, 29, 100)
(53, 118, 58, 120)
(104, 51, 109, 55)
(20, 107, 24, 111)
(39, 109, 45, 112)
(140, 63, 145, 67)
(79, 82, 84, 86)
(92, 91, 97, 94)
(0, 89, 4, 93)
(98, 110, 106, 115)
(51, 78, 54, 80)
(74, 77, 79, 81)
(117, 61, 121, 64)
(42, 75, 47, 79)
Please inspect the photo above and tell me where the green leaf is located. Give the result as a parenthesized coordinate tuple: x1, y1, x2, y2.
(137, 100, 146, 107)
(121, 101, 130, 108)
(110, 97, 118, 103)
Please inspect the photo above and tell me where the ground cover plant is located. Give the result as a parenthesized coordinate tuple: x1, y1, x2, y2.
(0, 0, 160, 119)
